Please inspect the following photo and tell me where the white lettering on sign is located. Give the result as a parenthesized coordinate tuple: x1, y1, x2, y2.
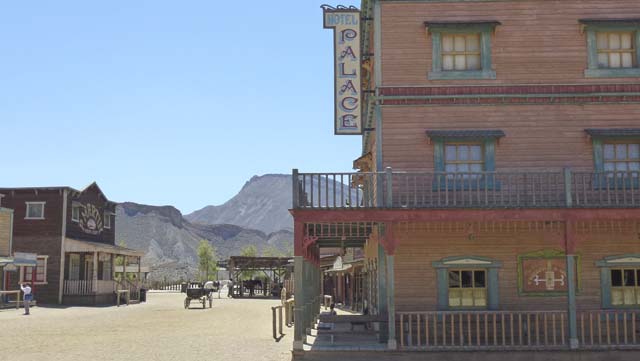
(323, 6, 362, 135)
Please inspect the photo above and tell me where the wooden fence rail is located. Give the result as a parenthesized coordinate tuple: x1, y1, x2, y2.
(578, 310, 640, 348)
(397, 311, 568, 350)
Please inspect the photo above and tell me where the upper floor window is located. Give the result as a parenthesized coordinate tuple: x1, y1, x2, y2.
(71, 204, 81, 222)
(445, 143, 484, 174)
(603, 142, 640, 173)
(25, 202, 45, 220)
(581, 19, 640, 78)
(104, 211, 111, 229)
(425, 21, 500, 80)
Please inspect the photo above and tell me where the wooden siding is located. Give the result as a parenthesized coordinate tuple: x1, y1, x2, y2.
(381, 104, 640, 172)
(380, 0, 640, 86)
(393, 222, 640, 312)
(0, 209, 12, 256)
(65, 184, 116, 245)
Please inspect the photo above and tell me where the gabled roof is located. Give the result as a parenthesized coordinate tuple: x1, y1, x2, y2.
(0, 182, 115, 206)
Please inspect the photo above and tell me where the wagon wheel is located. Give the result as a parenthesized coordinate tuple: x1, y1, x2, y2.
(184, 298, 189, 309)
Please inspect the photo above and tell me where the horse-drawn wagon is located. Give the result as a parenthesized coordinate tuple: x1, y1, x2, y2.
(183, 281, 215, 309)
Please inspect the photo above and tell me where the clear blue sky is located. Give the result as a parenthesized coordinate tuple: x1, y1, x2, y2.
(0, 1, 362, 214)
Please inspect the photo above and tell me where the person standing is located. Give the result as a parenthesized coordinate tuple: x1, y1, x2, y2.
(21, 283, 32, 315)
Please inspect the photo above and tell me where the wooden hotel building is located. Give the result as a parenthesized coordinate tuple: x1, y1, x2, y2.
(292, 0, 640, 358)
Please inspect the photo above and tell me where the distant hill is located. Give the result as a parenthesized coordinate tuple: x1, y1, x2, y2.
(116, 202, 292, 281)
(185, 174, 293, 234)
(185, 173, 358, 233)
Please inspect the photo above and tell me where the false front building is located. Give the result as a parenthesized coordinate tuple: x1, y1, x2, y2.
(291, 1, 640, 358)
(0, 183, 144, 305)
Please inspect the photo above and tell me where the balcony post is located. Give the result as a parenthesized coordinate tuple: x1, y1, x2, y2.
(386, 253, 397, 350)
(377, 243, 388, 342)
(293, 256, 305, 350)
(564, 167, 573, 207)
(567, 254, 579, 349)
(92, 251, 98, 294)
(292, 169, 299, 209)
(385, 167, 393, 208)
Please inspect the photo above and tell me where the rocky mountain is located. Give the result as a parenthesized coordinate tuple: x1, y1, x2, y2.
(185, 174, 293, 233)
(116, 202, 292, 281)
(185, 173, 359, 233)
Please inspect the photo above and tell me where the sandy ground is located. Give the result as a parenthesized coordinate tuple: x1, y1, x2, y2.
(0, 290, 292, 361)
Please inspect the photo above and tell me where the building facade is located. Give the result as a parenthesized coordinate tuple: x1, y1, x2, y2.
(292, 0, 640, 357)
(0, 183, 144, 305)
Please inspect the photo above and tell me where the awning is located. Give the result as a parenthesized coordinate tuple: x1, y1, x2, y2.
(64, 238, 144, 257)
(0, 256, 37, 267)
(426, 129, 506, 140)
(585, 128, 640, 138)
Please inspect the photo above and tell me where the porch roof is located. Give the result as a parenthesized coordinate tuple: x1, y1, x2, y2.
(0, 256, 37, 267)
(64, 238, 144, 257)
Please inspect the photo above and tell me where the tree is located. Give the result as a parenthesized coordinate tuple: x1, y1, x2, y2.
(240, 245, 258, 257)
(262, 245, 283, 258)
(239, 245, 258, 279)
(197, 240, 218, 282)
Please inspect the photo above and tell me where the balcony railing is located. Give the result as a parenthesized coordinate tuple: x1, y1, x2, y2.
(292, 169, 640, 209)
(397, 310, 640, 350)
(63, 280, 116, 296)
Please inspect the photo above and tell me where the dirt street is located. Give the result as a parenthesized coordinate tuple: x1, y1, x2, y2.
(0, 291, 292, 361)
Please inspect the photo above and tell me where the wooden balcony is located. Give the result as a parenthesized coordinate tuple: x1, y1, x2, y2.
(292, 169, 640, 210)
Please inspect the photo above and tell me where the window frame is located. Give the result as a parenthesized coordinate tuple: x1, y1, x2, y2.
(104, 211, 111, 229)
(582, 20, 640, 78)
(426, 22, 499, 80)
(591, 136, 640, 189)
(447, 269, 488, 308)
(71, 204, 81, 222)
(25, 201, 46, 220)
(597, 254, 640, 309)
(433, 256, 501, 310)
(20, 255, 48, 285)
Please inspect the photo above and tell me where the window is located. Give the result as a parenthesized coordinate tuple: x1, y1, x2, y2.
(104, 211, 111, 229)
(596, 254, 640, 308)
(442, 34, 481, 71)
(610, 268, 640, 306)
(596, 32, 636, 69)
(69, 254, 80, 281)
(448, 270, 487, 307)
(445, 143, 484, 176)
(25, 202, 45, 219)
(581, 19, 640, 78)
(433, 256, 501, 310)
(71, 205, 80, 222)
(603, 142, 640, 174)
(426, 21, 499, 80)
(102, 259, 112, 280)
(22, 256, 48, 284)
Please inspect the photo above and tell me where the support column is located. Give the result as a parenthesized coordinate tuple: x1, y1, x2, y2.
(377, 245, 388, 342)
(293, 256, 305, 350)
(565, 221, 579, 349)
(387, 254, 397, 350)
(92, 251, 98, 293)
(567, 254, 579, 349)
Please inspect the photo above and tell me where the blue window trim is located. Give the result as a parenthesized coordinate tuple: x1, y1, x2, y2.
(596, 254, 640, 309)
(432, 256, 502, 311)
(582, 21, 640, 78)
(426, 22, 499, 80)
(433, 137, 499, 190)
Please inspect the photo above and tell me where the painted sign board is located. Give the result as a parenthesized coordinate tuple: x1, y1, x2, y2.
(322, 5, 362, 135)
(518, 250, 579, 296)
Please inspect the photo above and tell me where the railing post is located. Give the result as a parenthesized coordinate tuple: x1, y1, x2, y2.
(278, 305, 283, 336)
(564, 167, 573, 207)
(272, 306, 277, 339)
(385, 167, 393, 208)
(292, 169, 299, 208)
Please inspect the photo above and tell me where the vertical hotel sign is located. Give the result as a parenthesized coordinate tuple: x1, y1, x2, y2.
(322, 5, 362, 135)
